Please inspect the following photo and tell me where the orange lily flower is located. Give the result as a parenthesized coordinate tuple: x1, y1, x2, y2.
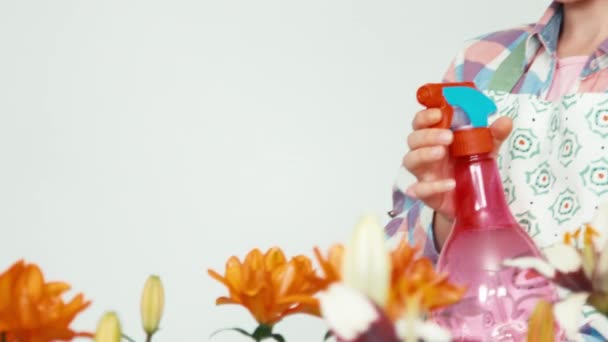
(315, 237, 464, 322)
(385, 238, 465, 320)
(0, 260, 91, 342)
(313, 244, 344, 289)
(208, 247, 324, 326)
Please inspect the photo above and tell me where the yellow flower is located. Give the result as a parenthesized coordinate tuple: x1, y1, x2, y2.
(140, 275, 164, 336)
(94, 312, 121, 342)
(0, 260, 91, 342)
(208, 247, 323, 325)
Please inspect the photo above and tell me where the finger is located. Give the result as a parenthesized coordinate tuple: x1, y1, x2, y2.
(412, 109, 442, 130)
(490, 116, 513, 154)
(402, 146, 446, 172)
(407, 128, 453, 150)
(407, 179, 456, 199)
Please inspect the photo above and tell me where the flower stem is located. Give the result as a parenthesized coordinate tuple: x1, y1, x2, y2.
(121, 333, 137, 342)
(145, 333, 152, 342)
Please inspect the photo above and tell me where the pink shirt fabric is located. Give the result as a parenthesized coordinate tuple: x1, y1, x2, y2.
(545, 56, 588, 101)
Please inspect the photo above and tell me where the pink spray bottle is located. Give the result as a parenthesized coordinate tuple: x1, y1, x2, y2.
(417, 83, 562, 341)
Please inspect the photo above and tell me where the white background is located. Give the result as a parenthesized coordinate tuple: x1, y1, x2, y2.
(0, 1, 549, 341)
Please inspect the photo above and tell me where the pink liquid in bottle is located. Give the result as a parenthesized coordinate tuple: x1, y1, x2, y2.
(416, 83, 562, 341)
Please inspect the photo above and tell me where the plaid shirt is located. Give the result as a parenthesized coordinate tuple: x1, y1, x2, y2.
(386, 1, 608, 264)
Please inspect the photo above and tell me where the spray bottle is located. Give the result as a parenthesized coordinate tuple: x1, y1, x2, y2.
(417, 83, 561, 341)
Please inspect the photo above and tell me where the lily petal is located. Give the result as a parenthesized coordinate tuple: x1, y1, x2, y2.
(590, 202, 608, 242)
(544, 244, 583, 274)
(554, 293, 589, 342)
(216, 296, 239, 305)
(418, 321, 451, 342)
(503, 257, 556, 278)
(318, 284, 380, 341)
(395, 319, 451, 342)
(314, 244, 344, 288)
(595, 238, 608, 293)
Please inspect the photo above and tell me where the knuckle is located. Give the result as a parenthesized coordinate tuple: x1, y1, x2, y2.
(417, 182, 432, 197)
(415, 110, 427, 124)
(406, 132, 417, 149)
(403, 152, 418, 170)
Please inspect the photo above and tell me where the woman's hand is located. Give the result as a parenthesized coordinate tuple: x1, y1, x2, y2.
(402, 108, 513, 248)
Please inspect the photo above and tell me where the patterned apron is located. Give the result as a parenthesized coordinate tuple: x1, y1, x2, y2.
(484, 40, 608, 340)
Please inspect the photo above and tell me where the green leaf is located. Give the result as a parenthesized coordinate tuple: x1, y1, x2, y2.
(323, 330, 333, 341)
(270, 334, 285, 342)
(210, 327, 255, 340)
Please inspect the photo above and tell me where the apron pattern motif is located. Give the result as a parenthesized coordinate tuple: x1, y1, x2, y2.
(485, 90, 608, 249)
(580, 158, 608, 196)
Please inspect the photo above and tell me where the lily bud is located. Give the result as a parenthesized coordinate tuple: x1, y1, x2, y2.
(141, 275, 165, 336)
(94, 312, 122, 342)
(342, 214, 391, 306)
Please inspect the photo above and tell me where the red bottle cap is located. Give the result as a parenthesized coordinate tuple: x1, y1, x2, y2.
(451, 128, 494, 157)
(417, 82, 494, 157)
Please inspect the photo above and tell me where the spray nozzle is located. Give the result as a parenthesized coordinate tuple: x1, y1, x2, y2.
(416, 82, 497, 130)
(416, 82, 498, 157)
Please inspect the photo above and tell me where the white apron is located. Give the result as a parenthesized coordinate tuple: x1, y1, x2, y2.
(488, 91, 608, 249)
(486, 90, 608, 340)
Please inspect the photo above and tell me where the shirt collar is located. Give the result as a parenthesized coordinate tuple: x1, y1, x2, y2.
(529, 2, 562, 56)
(526, 1, 608, 77)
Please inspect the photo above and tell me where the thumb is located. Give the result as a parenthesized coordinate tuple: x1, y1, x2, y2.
(489, 116, 513, 155)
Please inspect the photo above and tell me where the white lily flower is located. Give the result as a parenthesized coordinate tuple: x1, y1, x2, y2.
(503, 243, 580, 279)
(554, 293, 590, 342)
(504, 243, 592, 292)
(504, 202, 608, 341)
(319, 283, 451, 342)
(342, 214, 391, 307)
(395, 317, 451, 342)
(319, 284, 399, 342)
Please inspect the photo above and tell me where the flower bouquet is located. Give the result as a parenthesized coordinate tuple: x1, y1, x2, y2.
(207, 205, 608, 341)
(207, 215, 464, 342)
(2, 204, 608, 342)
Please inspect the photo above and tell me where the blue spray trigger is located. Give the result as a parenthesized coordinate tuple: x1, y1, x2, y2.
(442, 86, 497, 128)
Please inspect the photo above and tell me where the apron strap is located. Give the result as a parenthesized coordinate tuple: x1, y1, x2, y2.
(487, 38, 528, 93)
